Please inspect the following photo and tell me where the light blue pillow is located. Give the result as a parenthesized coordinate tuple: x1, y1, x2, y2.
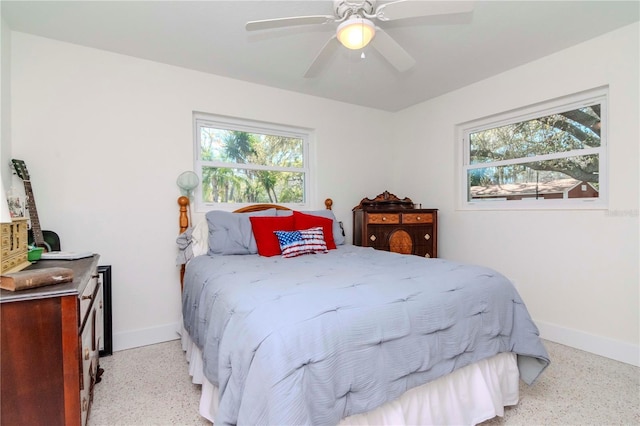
(276, 209, 345, 245)
(206, 208, 277, 255)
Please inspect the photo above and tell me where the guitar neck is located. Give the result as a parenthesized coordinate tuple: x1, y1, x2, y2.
(23, 180, 46, 248)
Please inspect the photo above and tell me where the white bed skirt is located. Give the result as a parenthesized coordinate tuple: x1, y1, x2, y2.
(180, 327, 519, 425)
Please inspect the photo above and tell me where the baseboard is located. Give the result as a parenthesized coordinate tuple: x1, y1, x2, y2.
(536, 320, 640, 367)
(112, 321, 181, 352)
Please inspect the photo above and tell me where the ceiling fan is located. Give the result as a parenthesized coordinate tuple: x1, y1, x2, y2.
(246, 0, 474, 78)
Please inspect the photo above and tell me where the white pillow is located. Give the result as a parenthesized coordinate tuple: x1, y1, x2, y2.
(191, 219, 209, 257)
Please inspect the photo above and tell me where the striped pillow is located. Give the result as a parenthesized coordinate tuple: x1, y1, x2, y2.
(273, 227, 328, 258)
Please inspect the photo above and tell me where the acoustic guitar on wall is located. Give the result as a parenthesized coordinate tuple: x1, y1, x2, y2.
(11, 159, 61, 252)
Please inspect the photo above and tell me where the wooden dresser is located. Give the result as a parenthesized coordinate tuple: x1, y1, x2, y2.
(1, 255, 103, 426)
(353, 191, 438, 258)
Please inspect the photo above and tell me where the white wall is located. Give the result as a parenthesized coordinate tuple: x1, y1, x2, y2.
(8, 32, 394, 350)
(392, 23, 639, 365)
(0, 14, 11, 187)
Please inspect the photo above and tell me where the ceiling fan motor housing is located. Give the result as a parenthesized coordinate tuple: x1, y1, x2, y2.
(334, 0, 376, 19)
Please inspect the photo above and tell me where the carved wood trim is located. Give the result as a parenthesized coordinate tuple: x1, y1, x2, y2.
(353, 191, 414, 210)
(389, 230, 413, 255)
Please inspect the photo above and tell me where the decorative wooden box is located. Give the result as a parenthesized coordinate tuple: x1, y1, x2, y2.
(1, 218, 31, 274)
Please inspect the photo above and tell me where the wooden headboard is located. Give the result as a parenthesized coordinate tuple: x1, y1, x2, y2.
(178, 197, 333, 233)
(177, 197, 334, 288)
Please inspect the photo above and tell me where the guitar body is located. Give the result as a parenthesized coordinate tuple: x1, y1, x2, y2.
(11, 159, 61, 252)
(28, 230, 61, 252)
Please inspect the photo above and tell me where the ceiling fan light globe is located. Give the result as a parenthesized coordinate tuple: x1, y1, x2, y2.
(337, 17, 375, 50)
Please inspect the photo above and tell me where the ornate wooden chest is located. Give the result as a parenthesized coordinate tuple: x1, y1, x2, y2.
(353, 191, 438, 258)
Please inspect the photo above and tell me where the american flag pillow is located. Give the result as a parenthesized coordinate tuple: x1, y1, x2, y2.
(273, 227, 328, 258)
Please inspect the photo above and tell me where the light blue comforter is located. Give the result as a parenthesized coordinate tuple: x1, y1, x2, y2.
(183, 245, 549, 425)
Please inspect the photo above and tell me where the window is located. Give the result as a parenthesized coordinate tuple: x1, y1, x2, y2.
(460, 88, 607, 210)
(194, 113, 312, 210)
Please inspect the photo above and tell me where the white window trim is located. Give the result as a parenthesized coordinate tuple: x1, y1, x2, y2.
(193, 112, 314, 212)
(457, 87, 608, 211)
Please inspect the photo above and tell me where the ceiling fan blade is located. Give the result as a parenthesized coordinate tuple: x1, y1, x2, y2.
(304, 36, 339, 78)
(375, 0, 474, 21)
(246, 15, 335, 31)
(370, 29, 416, 72)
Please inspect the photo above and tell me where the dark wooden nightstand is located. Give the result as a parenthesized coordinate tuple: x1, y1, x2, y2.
(353, 191, 438, 258)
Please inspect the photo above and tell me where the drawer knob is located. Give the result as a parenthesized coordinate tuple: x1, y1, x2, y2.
(382, 217, 387, 221)
(370, 235, 377, 242)
(84, 348, 90, 360)
(417, 216, 421, 220)
(424, 234, 431, 240)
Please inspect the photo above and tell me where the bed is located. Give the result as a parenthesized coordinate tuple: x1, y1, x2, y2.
(176, 197, 549, 425)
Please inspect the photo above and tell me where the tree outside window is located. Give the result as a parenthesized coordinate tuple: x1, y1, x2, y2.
(195, 115, 309, 207)
(461, 89, 606, 208)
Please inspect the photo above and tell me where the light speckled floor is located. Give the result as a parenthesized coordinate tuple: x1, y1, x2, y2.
(480, 340, 639, 426)
(90, 340, 209, 426)
(90, 339, 639, 425)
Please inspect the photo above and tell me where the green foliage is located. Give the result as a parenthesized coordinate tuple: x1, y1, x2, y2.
(470, 105, 601, 184)
(200, 129, 304, 203)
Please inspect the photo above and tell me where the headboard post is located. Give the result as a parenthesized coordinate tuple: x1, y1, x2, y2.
(325, 198, 333, 210)
(178, 196, 190, 234)
(178, 196, 190, 290)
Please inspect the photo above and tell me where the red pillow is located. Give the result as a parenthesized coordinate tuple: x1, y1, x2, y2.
(250, 216, 295, 257)
(292, 211, 336, 250)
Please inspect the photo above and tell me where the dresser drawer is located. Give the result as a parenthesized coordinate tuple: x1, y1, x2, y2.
(402, 213, 434, 224)
(367, 213, 400, 224)
(1, 233, 10, 255)
(1, 253, 28, 272)
(79, 311, 95, 426)
(79, 272, 99, 328)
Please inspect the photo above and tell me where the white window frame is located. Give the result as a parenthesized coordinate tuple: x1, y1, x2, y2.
(193, 112, 314, 212)
(457, 87, 608, 211)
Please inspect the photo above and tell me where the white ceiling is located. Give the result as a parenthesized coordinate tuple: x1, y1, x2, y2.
(2, 1, 638, 112)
